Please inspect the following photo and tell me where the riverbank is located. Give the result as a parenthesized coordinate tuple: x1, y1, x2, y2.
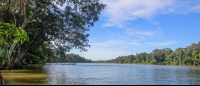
(92, 62, 200, 67)
(27, 64, 44, 67)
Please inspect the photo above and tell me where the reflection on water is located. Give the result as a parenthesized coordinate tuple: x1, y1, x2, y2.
(1, 63, 200, 85)
(1, 67, 48, 85)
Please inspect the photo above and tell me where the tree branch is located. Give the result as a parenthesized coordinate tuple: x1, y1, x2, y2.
(7, 0, 16, 25)
(19, 0, 21, 27)
(21, 0, 50, 29)
(27, 7, 41, 21)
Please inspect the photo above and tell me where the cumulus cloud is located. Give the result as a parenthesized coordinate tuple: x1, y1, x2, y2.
(101, 0, 200, 27)
(101, 0, 174, 27)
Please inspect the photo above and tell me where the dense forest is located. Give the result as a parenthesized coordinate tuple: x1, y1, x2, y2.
(26, 53, 92, 64)
(0, 0, 106, 68)
(93, 41, 200, 66)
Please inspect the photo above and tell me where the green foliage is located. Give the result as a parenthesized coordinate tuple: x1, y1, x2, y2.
(0, 0, 106, 67)
(45, 52, 88, 63)
(0, 22, 29, 56)
(27, 64, 44, 67)
(95, 41, 200, 66)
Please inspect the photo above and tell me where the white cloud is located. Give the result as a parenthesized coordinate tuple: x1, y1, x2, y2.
(68, 44, 133, 60)
(101, 0, 200, 27)
(154, 27, 162, 34)
(135, 31, 154, 36)
(80, 50, 130, 60)
(90, 43, 110, 47)
(126, 28, 162, 36)
(136, 35, 146, 40)
(149, 21, 159, 25)
(148, 41, 178, 46)
(101, 0, 175, 27)
(188, 4, 200, 12)
(90, 39, 140, 48)
(68, 40, 178, 60)
(102, 23, 116, 27)
(125, 28, 162, 41)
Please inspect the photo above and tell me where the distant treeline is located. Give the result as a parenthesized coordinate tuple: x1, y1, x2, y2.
(93, 41, 200, 66)
(27, 53, 92, 64)
(46, 53, 92, 63)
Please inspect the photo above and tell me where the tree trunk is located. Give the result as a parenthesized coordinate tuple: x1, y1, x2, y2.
(13, 57, 23, 68)
(5, 7, 39, 67)
(1, 55, 11, 69)
(1, 60, 6, 69)
(22, 57, 27, 65)
(12, 43, 23, 68)
(194, 60, 196, 66)
(1, 55, 6, 68)
(1, 0, 44, 69)
(21, 54, 27, 66)
(21, 48, 30, 66)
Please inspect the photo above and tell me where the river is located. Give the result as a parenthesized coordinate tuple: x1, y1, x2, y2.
(1, 63, 200, 85)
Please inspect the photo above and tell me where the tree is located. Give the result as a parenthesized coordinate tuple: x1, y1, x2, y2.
(0, 22, 28, 68)
(1, 0, 106, 68)
(192, 47, 199, 66)
(0, 0, 48, 68)
(175, 48, 184, 65)
(94, 41, 200, 66)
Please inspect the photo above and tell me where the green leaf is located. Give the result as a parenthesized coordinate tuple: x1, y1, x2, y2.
(11, 24, 15, 27)
(14, 39, 18, 43)
(5, 23, 10, 26)
(0, 22, 4, 25)
(6, 34, 9, 38)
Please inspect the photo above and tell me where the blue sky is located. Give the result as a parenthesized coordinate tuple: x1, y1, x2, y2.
(67, 0, 200, 61)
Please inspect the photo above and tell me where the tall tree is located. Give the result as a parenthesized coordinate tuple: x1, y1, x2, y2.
(0, 0, 106, 68)
(192, 47, 199, 66)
